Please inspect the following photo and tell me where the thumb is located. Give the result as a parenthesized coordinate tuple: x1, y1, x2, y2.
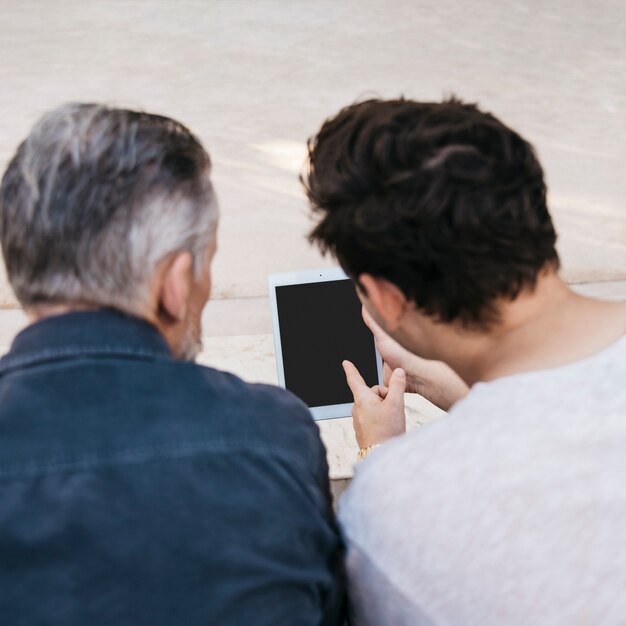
(386, 368, 406, 405)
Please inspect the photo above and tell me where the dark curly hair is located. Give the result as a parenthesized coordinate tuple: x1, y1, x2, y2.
(302, 97, 560, 328)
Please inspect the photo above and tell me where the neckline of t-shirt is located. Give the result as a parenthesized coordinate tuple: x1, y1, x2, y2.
(471, 331, 626, 393)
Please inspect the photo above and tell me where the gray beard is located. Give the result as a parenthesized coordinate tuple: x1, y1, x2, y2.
(175, 322, 203, 362)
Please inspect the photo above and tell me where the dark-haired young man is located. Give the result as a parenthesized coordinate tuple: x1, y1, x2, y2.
(303, 98, 626, 625)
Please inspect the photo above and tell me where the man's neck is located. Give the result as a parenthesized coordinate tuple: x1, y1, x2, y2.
(27, 303, 100, 323)
(412, 273, 626, 386)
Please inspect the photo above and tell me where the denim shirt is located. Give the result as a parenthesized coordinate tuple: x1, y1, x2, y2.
(0, 310, 345, 625)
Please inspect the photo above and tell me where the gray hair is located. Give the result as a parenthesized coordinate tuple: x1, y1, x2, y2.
(0, 103, 218, 316)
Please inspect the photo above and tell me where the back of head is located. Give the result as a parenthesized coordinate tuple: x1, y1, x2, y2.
(303, 98, 560, 328)
(0, 104, 217, 316)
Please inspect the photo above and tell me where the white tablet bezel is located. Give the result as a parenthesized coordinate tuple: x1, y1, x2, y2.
(269, 267, 384, 420)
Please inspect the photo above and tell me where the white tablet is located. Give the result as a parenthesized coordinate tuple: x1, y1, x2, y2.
(269, 267, 384, 420)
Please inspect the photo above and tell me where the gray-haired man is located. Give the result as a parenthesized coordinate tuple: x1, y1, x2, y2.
(0, 104, 345, 625)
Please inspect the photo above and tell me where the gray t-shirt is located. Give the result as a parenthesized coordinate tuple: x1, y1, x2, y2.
(339, 335, 626, 625)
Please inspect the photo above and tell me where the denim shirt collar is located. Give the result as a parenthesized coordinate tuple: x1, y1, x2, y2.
(0, 309, 172, 376)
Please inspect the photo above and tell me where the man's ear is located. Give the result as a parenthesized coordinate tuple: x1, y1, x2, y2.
(359, 274, 408, 331)
(158, 252, 194, 323)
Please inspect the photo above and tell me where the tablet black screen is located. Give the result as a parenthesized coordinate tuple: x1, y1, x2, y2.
(276, 279, 379, 407)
